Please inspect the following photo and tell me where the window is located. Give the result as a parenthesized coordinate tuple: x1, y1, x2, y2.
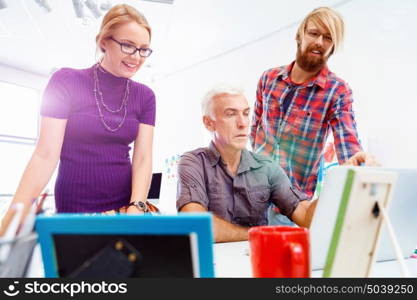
(0, 80, 43, 198)
(0, 81, 40, 144)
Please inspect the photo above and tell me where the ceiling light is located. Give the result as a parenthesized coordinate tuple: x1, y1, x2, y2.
(72, 0, 85, 18)
(85, 0, 101, 19)
(100, 1, 112, 11)
(34, 0, 52, 13)
(0, 0, 7, 9)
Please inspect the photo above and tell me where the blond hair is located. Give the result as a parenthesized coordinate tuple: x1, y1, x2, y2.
(296, 7, 344, 54)
(96, 4, 151, 54)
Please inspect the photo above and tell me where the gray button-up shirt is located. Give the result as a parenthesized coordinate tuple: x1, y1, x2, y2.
(176, 142, 309, 227)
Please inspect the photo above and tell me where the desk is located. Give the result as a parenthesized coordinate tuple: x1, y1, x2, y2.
(213, 241, 417, 278)
(214, 241, 251, 278)
(27, 241, 417, 278)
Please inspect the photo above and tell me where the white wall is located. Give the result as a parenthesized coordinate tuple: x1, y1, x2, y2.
(152, 0, 417, 167)
(1, 0, 416, 213)
(152, 0, 417, 211)
(331, 0, 417, 168)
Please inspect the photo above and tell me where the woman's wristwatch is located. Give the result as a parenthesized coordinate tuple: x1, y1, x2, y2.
(127, 200, 149, 212)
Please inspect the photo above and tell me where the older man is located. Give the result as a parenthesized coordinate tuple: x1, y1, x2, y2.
(176, 87, 316, 243)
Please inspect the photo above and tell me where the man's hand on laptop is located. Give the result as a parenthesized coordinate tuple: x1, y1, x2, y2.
(344, 151, 380, 167)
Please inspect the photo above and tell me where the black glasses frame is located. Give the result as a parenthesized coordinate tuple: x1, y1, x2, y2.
(110, 37, 153, 57)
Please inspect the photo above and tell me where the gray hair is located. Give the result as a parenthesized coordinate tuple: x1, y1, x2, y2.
(201, 85, 245, 118)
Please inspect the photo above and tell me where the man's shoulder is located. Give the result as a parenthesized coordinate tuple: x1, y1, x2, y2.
(179, 147, 210, 164)
(246, 150, 288, 177)
(248, 150, 274, 165)
(258, 65, 289, 90)
(261, 65, 287, 78)
(325, 69, 351, 91)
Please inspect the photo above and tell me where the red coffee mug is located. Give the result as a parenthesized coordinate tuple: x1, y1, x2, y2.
(248, 226, 310, 278)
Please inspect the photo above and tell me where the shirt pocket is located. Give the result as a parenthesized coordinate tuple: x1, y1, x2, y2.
(283, 108, 324, 141)
(248, 186, 270, 203)
(242, 186, 270, 226)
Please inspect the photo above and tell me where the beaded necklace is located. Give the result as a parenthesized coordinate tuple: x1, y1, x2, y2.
(93, 63, 130, 132)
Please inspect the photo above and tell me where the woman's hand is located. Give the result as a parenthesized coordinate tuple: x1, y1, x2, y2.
(125, 204, 145, 214)
(103, 205, 144, 215)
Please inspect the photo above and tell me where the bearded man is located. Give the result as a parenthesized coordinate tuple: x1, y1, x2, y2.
(250, 7, 377, 225)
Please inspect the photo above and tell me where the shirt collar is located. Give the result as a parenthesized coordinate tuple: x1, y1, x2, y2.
(207, 142, 262, 173)
(207, 141, 222, 167)
(279, 61, 328, 89)
(237, 149, 262, 174)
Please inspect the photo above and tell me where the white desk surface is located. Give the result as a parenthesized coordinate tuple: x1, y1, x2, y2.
(27, 241, 417, 278)
(214, 241, 252, 278)
(213, 241, 417, 278)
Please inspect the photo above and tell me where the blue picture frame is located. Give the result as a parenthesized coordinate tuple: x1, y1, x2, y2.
(36, 213, 214, 278)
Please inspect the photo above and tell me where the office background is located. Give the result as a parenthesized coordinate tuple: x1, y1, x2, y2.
(0, 0, 416, 214)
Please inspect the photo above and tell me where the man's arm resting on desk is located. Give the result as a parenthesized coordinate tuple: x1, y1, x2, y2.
(291, 199, 318, 228)
(180, 202, 248, 243)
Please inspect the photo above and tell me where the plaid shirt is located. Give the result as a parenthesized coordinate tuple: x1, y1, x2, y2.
(250, 62, 362, 198)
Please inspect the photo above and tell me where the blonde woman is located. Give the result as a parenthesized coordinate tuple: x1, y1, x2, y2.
(2, 4, 155, 229)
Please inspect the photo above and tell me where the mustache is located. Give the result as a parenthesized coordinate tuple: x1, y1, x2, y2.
(307, 45, 326, 54)
(296, 43, 328, 73)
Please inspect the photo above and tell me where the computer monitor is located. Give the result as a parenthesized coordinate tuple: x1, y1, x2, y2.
(310, 167, 397, 277)
(147, 173, 162, 201)
(373, 168, 417, 261)
(36, 213, 214, 278)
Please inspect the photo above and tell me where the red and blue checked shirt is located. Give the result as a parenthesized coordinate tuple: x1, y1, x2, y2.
(250, 62, 362, 198)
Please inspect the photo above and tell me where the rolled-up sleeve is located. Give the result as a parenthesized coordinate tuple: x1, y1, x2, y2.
(269, 165, 309, 220)
(176, 153, 209, 211)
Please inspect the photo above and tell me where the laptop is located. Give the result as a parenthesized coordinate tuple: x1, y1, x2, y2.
(147, 173, 162, 203)
(374, 168, 417, 261)
(36, 213, 214, 278)
(310, 167, 417, 275)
